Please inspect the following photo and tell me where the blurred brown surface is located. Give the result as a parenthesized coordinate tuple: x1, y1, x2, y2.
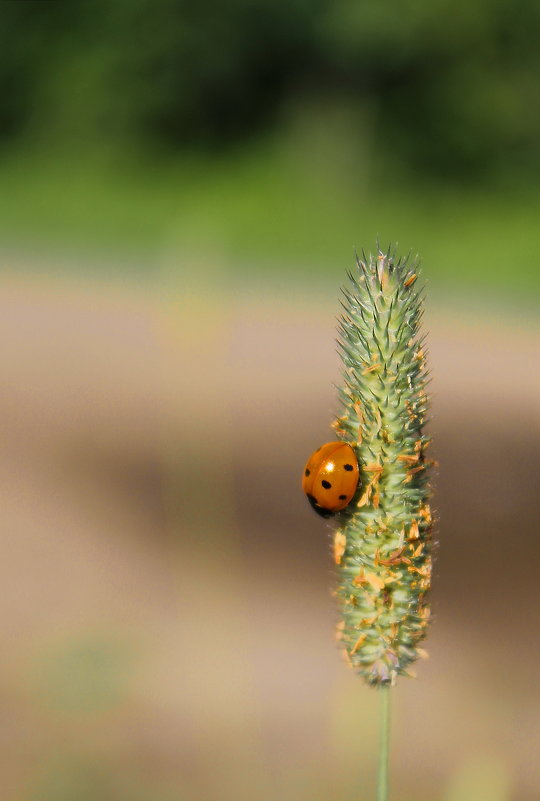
(0, 271, 538, 801)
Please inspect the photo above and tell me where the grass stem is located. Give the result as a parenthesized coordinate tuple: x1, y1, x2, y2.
(376, 687, 391, 801)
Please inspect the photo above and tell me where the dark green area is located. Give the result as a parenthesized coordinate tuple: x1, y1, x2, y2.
(0, 0, 539, 295)
(2, 0, 540, 179)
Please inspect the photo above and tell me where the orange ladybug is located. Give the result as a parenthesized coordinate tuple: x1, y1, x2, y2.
(302, 441, 360, 517)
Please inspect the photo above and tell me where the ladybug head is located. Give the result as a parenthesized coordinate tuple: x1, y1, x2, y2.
(306, 493, 335, 518)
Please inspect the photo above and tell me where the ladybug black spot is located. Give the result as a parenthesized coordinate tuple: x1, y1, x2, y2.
(344, 464, 354, 471)
(321, 480, 332, 489)
(305, 468, 310, 477)
(339, 494, 347, 500)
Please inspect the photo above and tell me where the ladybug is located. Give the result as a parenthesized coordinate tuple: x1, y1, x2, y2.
(302, 441, 360, 517)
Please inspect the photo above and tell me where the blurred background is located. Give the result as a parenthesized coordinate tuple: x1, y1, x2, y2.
(0, 2, 539, 800)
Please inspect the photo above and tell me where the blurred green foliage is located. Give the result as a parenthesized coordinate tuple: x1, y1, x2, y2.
(0, 0, 539, 298)
(1, 0, 540, 179)
(1, 139, 539, 299)
(30, 756, 179, 801)
(32, 633, 135, 715)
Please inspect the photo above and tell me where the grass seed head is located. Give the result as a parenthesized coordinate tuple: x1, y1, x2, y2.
(335, 247, 433, 687)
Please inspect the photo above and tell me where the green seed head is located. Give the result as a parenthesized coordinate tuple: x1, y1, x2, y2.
(333, 247, 433, 687)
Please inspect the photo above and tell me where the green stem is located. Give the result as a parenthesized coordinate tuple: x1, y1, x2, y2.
(376, 687, 391, 801)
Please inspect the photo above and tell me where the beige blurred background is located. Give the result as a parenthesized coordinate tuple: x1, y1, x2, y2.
(0, 263, 538, 801)
(1, 3, 540, 800)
